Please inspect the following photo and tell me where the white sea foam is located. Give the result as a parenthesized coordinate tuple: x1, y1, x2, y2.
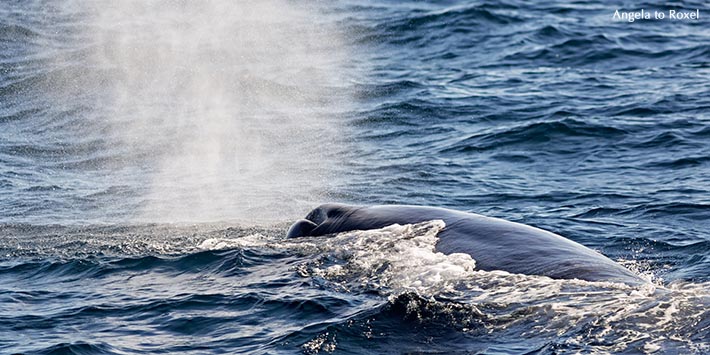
(304, 220, 478, 296)
(198, 234, 268, 250)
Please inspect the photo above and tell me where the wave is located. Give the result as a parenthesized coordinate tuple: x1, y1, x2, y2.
(440, 118, 627, 154)
(573, 202, 710, 220)
(357, 4, 523, 46)
(0, 248, 251, 281)
(505, 37, 707, 69)
(645, 156, 710, 169)
(31, 341, 120, 355)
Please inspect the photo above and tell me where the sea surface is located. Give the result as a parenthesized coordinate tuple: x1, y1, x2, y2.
(1, 0, 709, 354)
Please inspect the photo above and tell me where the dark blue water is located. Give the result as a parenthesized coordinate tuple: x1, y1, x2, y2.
(1, 1, 709, 354)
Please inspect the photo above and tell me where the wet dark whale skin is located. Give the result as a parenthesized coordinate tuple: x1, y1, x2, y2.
(288, 203, 644, 285)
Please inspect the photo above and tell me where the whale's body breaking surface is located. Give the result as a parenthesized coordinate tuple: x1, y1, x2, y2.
(288, 204, 645, 285)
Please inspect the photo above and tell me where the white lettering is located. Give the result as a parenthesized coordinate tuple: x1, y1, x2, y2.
(669, 9, 700, 20)
(614, 9, 700, 22)
(613, 9, 651, 22)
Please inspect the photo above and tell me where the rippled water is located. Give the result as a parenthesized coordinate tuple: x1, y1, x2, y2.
(1, 0, 709, 354)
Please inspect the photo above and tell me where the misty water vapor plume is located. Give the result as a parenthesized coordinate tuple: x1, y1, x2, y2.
(79, 0, 351, 223)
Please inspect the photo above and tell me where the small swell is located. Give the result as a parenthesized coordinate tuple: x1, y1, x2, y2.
(645, 156, 710, 169)
(501, 30, 710, 69)
(32, 341, 119, 355)
(573, 202, 710, 221)
(439, 118, 627, 153)
(368, 5, 523, 45)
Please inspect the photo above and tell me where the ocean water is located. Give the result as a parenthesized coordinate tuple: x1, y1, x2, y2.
(1, 0, 709, 354)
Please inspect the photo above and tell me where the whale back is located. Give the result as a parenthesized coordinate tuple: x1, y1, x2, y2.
(289, 203, 644, 285)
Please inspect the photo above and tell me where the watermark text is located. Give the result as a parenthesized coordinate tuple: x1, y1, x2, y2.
(613, 9, 700, 22)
